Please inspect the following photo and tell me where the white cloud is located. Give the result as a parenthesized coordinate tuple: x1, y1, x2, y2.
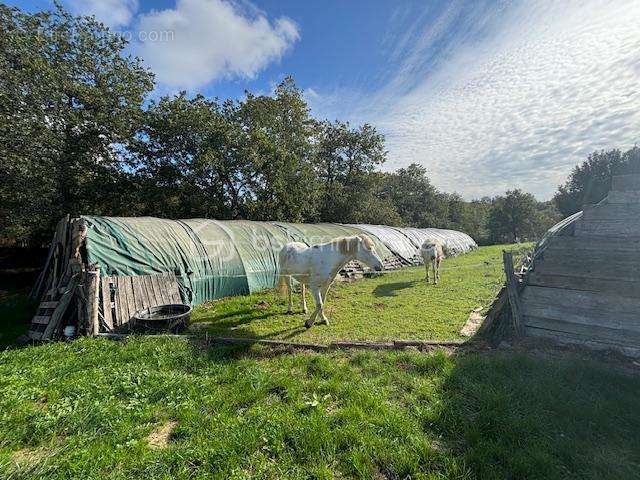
(314, 0, 640, 200)
(133, 0, 299, 89)
(66, 0, 138, 28)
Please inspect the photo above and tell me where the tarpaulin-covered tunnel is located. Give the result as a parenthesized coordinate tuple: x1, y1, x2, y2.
(29, 216, 477, 339)
(82, 216, 477, 304)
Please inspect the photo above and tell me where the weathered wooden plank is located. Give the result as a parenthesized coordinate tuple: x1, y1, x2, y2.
(542, 249, 640, 267)
(544, 235, 640, 253)
(131, 275, 149, 312)
(39, 301, 59, 309)
(165, 273, 181, 303)
(527, 272, 640, 299)
(524, 315, 640, 345)
(544, 243, 640, 259)
(611, 174, 640, 192)
(157, 274, 170, 303)
(141, 275, 158, 307)
(101, 277, 114, 331)
(605, 190, 640, 204)
(503, 251, 524, 336)
(32, 315, 51, 324)
(582, 203, 640, 222)
(534, 257, 640, 283)
(576, 219, 640, 237)
(115, 277, 130, 327)
(522, 286, 640, 316)
(522, 301, 640, 331)
(85, 268, 100, 336)
(40, 276, 78, 340)
(526, 326, 640, 357)
(522, 300, 640, 332)
(123, 277, 137, 325)
(163, 273, 177, 303)
(151, 274, 169, 305)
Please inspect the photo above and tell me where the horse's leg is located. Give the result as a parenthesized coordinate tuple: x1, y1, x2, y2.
(425, 261, 430, 283)
(305, 285, 322, 329)
(301, 283, 308, 314)
(319, 283, 330, 325)
(286, 276, 294, 313)
(433, 261, 438, 285)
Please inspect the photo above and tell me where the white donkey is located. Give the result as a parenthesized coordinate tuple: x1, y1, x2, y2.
(420, 239, 445, 285)
(278, 235, 384, 328)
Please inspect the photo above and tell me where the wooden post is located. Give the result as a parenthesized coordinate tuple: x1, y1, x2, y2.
(503, 251, 524, 337)
(85, 267, 101, 336)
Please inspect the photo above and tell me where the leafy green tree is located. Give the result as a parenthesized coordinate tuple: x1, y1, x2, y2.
(488, 190, 544, 243)
(314, 120, 389, 223)
(554, 147, 640, 216)
(236, 77, 320, 222)
(379, 164, 450, 228)
(0, 3, 154, 243)
(461, 198, 492, 245)
(134, 93, 248, 219)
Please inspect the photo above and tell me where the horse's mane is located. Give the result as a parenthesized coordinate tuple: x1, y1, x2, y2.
(334, 234, 374, 254)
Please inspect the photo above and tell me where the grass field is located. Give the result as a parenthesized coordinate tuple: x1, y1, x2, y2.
(190, 244, 528, 344)
(1, 338, 639, 479)
(2, 243, 639, 479)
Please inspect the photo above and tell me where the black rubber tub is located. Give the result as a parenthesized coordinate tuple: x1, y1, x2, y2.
(132, 304, 192, 333)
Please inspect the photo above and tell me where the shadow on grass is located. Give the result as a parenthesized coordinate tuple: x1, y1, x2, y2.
(0, 290, 36, 348)
(187, 338, 640, 479)
(372, 280, 417, 297)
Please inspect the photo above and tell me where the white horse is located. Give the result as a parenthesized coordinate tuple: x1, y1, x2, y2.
(420, 239, 445, 285)
(278, 235, 384, 328)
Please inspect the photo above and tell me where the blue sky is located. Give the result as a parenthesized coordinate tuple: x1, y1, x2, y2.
(10, 0, 640, 199)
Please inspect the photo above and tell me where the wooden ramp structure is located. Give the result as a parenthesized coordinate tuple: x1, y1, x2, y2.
(522, 174, 640, 356)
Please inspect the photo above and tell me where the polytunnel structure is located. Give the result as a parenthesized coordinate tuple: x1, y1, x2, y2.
(28, 216, 477, 339)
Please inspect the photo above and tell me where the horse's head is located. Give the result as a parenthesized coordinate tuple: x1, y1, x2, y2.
(349, 234, 384, 271)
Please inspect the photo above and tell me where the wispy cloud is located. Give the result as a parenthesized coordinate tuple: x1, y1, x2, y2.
(313, 0, 640, 199)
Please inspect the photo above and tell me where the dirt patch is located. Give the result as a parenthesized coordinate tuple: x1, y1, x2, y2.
(11, 446, 48, 466)
(373, 302, 387, 310)
(460, 310, 485, 337)
(253, 300, 272, 310)
(148, 420, 178, 449)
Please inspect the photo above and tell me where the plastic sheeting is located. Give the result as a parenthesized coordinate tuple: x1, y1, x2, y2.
(83, 216, 477, 305)
(276, 222, 395, 262)
(392, 227, 477, 257)
(347, 224, 421, 263)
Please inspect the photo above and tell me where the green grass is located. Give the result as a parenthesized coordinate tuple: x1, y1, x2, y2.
(4, 242, 637, 478)
(0, 338, 639, 479)
(190, 244, 528, 344)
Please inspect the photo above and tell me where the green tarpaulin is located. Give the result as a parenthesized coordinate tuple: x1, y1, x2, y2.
(83, 216, 476, 305)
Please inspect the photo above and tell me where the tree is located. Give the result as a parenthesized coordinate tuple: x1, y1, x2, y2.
(554, 147, 640, 216)
(462, 198, 492, 245)
(314, 120, 389, 223)
(0, 3, 154, 243)
(237, 77, 320, 222)
(488, 190, 543, 243)
(379, 164, 447, 228)
(133, 93, 249, 219)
